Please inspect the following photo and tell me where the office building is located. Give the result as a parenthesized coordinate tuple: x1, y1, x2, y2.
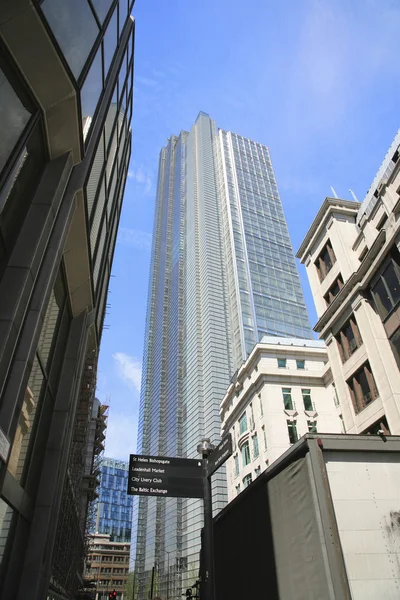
(132, 113, 313, 599)
(0, 1, 134, 599)
(85, 533, 130, 600)
(220, 336, 342, 502)
(94, 458, 133, 543)
(297, 130, 400, 435)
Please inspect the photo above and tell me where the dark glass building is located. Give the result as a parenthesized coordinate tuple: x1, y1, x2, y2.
(0, 1, 134, 599)
(94, 457, 133, 543)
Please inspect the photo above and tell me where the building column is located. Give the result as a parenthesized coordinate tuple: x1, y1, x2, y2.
(351, 297, 400, 432)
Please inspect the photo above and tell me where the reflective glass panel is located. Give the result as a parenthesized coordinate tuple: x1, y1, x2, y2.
(103, 7, 118, 81)
(37, 271, 66, 373)
(0, 68, 32, 176)
(86, 134, 105, 216)
(384, 261, 400, 307)
(119, 0, 128, 38)
(7, 356, 45, 483)
(372, 277, 393, 319)
(81, 44, 103, 130)
(92, 0, 114, 23)
(0, 499, 14, 566)
(41, 0, 99, 79)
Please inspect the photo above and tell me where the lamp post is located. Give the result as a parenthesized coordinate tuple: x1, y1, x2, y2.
(197, 439, 216, 600)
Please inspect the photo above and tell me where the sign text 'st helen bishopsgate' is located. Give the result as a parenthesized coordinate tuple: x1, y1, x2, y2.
(127, 454, 204, 499)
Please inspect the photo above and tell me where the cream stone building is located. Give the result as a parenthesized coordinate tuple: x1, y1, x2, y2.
(220, 337, 342, 501)
(297, 130, 400, 436)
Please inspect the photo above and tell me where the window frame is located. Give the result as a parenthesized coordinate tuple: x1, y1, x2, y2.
(282, 387, 293, 410)
(243, 473, 252, 489)
(347, 361, 379, 414)
(287, 420, 298, 444)
(301, 388, 313, 411)
(336, 315, 363, 363)
(238, 412, 247, 435)
(241, 440, 251, 467)
(370, 250, 400, 321)
(315, 239, 336, 282)
(324, 274, 344, 306)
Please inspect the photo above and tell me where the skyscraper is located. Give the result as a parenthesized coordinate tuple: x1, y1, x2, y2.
(132, 113, 312, 599)
(95, 457, 133, 543)
(0, 1, 134, 599)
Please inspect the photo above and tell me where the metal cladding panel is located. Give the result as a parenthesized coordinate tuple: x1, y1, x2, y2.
(325, 451, 400, 600)
(214, 456, 334, 600)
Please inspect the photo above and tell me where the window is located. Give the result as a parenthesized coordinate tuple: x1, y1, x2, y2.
(371, 251, 400, 320)
(252, 433, 259, 458)
(259, 394, 263, 416)
(249, 403, 255, 428)
(336, 315, 363, 362)
(0, 65, 33, 177)
(234, 455, 239, 477)
(241, 441, 251, 467)
(347, 361, 379, 414)
(390, 328, 400, 370)
(0, 498, 15, 567)
(324, 275, 344, 306)
(287, 420, 298, 444)
(376, 213, 388, 231)
(239, 412, 247, 435)
(41, 0, 100, 79)
(302, 389, 313, 411)
(361, 416, 390, 435)
(307, 420, 318, 433)
(315, 240, 336, 282)
(262, 426, 267, 451)
(296, 359, 305, 370)
(339, 414, 345, 433)
(282, 388, 293, 410)
(277, 358, 286, 368)
(255, 466, 261, 477)
(7, 268, 70, 488)
(243, 474, 252, 488)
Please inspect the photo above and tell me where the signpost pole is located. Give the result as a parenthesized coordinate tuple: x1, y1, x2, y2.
(197, 440, 216, 600)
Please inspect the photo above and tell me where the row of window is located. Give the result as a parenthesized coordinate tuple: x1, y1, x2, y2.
(277, 358, 305, 369)
(237, 387, 314, 437)
(282, 388, 314, 411)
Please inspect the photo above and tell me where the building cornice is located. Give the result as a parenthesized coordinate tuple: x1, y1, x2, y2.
(220, 342, 329, 413)
(296, 197, 361, 261)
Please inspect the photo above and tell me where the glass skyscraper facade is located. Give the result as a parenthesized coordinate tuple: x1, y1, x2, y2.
(95, 458, 133, 543)
(132, 113, 312, 599)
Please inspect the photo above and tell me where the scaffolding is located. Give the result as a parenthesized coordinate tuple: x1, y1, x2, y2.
(50, 350, 108, 599)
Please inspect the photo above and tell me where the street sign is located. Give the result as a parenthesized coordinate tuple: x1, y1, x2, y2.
(127, 454, 204, 498)
(206, 434, 233, 478)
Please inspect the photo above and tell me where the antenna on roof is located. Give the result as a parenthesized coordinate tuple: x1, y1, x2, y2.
(330, 186, 338, 199)
(349, 189, 359, 202)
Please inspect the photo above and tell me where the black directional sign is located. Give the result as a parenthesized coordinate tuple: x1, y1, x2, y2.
(127, 454, 204, 498)
(206, 434, 233, 478)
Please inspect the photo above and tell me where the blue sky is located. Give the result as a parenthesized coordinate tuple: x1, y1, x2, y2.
(96, 0, 400, 459)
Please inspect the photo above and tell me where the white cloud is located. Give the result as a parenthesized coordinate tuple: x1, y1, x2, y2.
(117, 227, 152, 251)
(104, 409, 138, 460)
(135, 75, 157, 87)
(284, 0, 400, 134)
(127, 166, 153, 195)
(113, 352, 142, 392)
